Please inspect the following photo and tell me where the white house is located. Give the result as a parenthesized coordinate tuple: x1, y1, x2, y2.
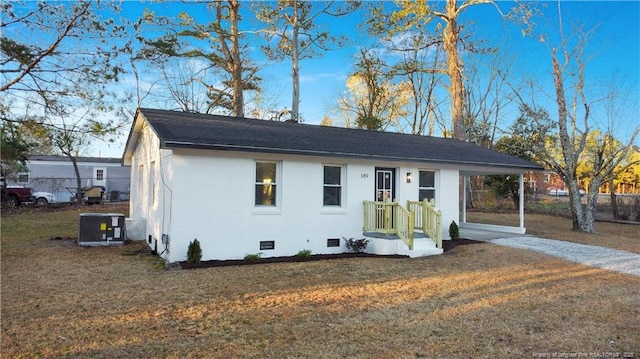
(123, 108, 542, 264)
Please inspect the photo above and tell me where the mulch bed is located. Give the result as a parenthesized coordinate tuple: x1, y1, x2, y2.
(178, 252, 407, 269)
(442, 238, 483, 253)
(177, 239, 484, 269)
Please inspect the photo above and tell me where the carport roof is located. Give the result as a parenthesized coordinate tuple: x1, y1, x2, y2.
(123, 108, 543, 172)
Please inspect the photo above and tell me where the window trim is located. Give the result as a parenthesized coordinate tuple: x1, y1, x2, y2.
(418, 170, 436, 202)
(138, 164, 145, 208)
(322, 164, 344, 207)
(17, 172, 29, 183)
(259, 240, 275, 250)
(93, 167, 107, 185)
(254, 160, 280, 209)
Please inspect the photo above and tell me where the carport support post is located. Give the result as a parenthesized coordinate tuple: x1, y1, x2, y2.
(462, 176, 468, 224)
(519, 173, 525, 230)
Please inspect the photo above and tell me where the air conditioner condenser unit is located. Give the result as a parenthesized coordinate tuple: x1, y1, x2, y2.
(78, 213, 125, 246)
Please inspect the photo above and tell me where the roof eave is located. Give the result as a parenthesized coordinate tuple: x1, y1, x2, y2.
(162, 141, 544, 172)
(122, 109, 146, 166)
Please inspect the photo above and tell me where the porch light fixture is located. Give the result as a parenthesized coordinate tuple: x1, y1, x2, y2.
(406, 172, 412, 183)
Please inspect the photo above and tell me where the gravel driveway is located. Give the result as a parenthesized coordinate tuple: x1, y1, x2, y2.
(483, 236, 640, 277)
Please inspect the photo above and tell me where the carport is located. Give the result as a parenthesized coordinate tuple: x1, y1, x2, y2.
(459, 170, 528, 235)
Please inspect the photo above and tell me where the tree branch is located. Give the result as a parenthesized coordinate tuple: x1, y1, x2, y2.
(0, 2, 91, 93)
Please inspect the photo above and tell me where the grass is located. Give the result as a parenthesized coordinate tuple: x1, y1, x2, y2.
(2, 205, 639, 358)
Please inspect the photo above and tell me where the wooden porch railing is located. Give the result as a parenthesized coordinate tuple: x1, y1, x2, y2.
(407, 199, 442, 249)
(362, 200, 414, 250)
(396, 205, 415, 250)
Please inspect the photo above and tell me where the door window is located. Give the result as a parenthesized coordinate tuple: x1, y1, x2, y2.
(375, 169, 394, 202)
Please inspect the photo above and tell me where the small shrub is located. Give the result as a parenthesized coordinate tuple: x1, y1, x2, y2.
(344, 237, 369, 253)
(296, 249, 312, 258)
(449, 220, 460, 240)
(187, 238, 202, 265)
(244, 252, 263, 262)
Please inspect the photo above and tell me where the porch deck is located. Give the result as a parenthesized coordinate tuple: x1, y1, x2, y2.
(362, 231, 430, 239)
(362, 199, 443, 257)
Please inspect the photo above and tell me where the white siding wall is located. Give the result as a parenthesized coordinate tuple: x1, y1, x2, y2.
(160, 149, 461, 263)
(129, 120, 173, 257)
(436, 168, 460, 240)
(167, 151, 373, 262)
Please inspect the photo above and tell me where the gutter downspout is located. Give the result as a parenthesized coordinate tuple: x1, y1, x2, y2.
(462, 176, 468, 225)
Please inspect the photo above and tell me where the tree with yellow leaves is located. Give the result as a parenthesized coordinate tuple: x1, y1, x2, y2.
(336, 49, 412, 131)
(367, 0, 511, 140)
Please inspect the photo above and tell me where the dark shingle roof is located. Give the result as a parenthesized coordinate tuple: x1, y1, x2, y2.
(135, 108, 542, 171)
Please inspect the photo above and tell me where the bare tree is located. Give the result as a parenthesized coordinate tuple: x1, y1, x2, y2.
(140, 0, 259, 117)
(2, 1, 129, 200)
(463, 51, 515, 147)
(512, 3, 639, 232)
(254, 0, 359, 122)
(384, 31, 447, 136)
(1, 1, 128, 126)
(597, 77, 640, 219)
(157, 59, 216, 114)
(370, 0, 506, 140)
(1, 1, 124, 105)
(15, 107, 122, 205)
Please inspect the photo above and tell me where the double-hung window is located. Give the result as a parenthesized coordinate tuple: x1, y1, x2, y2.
(17, 173, 29, 183)
(149, 161, 156, 206)
(419, 170, 436, 201)
(138, 164, 145, 206)
(323, 165, 342, 206)
(255, 161, 277, 206)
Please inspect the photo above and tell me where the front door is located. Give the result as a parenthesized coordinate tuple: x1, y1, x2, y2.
(375, 168, 395, 202)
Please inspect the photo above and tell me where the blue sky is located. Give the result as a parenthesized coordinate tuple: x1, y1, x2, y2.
(90, 1, 639, 157)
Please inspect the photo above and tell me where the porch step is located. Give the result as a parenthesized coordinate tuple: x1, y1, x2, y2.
(364, 235, 443, 258)
(412, 237, 439, 250)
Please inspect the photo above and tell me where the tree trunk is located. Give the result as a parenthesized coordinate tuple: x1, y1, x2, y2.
(609, 178, 619, 219)
(291, 1, 300, 122)
(444, 0, 465, 140)
(551, 49, 593, 232)
(69, 155, 83, 206)
(511, 186, 519, 209)
(228, 0, 244, 117)
(582, 185, 601, 233)
(465, 176, 475, 209)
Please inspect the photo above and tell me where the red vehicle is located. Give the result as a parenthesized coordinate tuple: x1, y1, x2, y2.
(1, 186, 35, 207)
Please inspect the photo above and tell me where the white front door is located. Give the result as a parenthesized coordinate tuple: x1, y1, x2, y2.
(375, 168, 395, 202)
